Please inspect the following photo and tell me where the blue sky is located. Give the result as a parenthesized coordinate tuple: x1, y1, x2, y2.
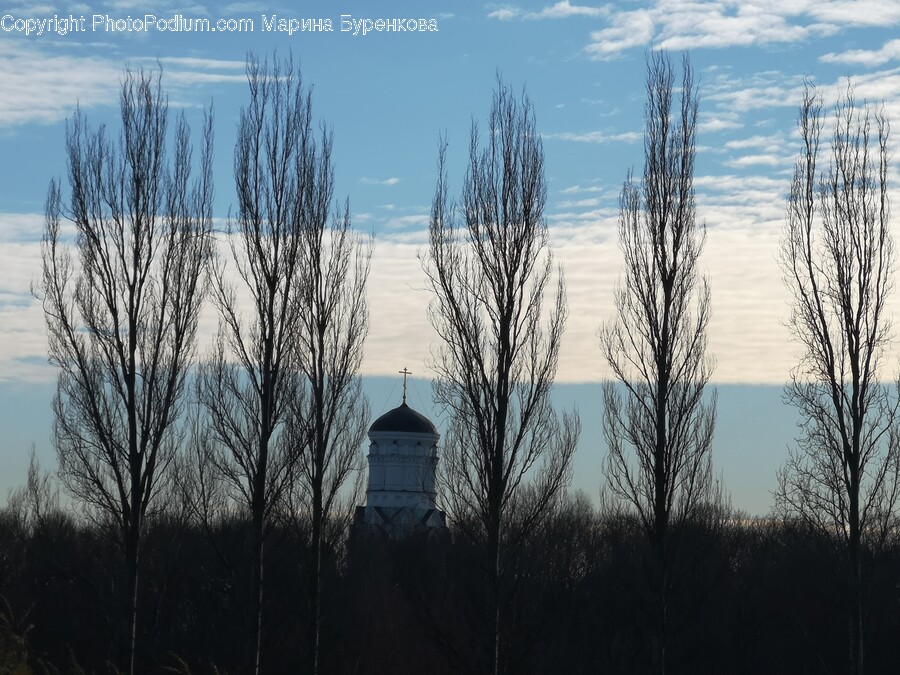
(2, 0, 900, 514)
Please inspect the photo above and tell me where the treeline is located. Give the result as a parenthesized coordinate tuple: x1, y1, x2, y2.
(3, 486, 900, 673)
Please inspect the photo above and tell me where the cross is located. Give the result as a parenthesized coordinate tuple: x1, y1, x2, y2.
(399, 367, 412, 404)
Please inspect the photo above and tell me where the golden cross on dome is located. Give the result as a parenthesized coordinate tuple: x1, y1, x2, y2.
(399, 367, 412, 404)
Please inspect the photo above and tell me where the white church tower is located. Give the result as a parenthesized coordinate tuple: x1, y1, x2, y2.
(356, 369, 446, 535)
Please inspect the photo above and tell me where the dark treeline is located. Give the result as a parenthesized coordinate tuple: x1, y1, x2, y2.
(4, 486, 900, 673)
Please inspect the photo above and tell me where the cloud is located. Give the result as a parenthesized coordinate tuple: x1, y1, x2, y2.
(705, 70, 806, 118)
(723, 134, 785, 151)
(0, 215, 53, 383)
(488, 1, 607, 21)
(0, 43, 249, 127)
(720, 133, 792, 169)
(548, 207, 796, 384)
(724, 153, 787, 168)
(560, 183, 606, 194)
(821, 39, 900, 67)
(695, 67, 900, 165)
(383, 214, 429, 230)
(584, 1, 900, 60)
(699, 114, 743, 134)
(698, 67, 900, 144)
(586, 9, 654, 59)
(487, 5, 521, 20)
(559, 198, 601, 208)
(157, 56, 246, 70)
(0, 193, 890, 386)
(526, 1, 608, 19)
(807, 1, 900, 27)
(548, 208, 616, 224)
(0, 42, 121, 126)
(360, 177, 401, 186)
(544, 130, 641, 143)
(653, 7, 814, 52)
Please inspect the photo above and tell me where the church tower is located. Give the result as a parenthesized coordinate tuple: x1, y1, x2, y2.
(356, 370, 446, 536)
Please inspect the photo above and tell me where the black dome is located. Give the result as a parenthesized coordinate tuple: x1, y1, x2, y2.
(369, 403, 437, 435)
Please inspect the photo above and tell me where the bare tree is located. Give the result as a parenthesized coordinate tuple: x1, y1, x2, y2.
(424, 79, 579, 675)
(199, 54, 307, 673)
(600, 52, 716, 674)
(199, 54, 365, 674)
(776, 83, 899, 675)
(39, 68, 212, 675)
(282, 143, 372, 675)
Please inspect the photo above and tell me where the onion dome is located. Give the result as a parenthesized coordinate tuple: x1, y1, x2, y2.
(368, 402, 437, 435)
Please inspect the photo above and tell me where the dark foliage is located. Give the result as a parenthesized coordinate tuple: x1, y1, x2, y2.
(4, 489, 900, 674)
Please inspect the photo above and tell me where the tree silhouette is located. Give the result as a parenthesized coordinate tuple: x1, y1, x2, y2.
(424, 78, 579, 675)
(600, 52, 716, 674)
(776, 82, 900, 675)
(39, 68, 212, 675)
(199, 54, 315, 673)
(282, 117, 371, 675)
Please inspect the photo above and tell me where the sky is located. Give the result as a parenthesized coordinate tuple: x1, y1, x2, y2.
(2, 0, 900, 515)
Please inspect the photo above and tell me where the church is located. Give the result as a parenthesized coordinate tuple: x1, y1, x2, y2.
(355, 370, 447, 537)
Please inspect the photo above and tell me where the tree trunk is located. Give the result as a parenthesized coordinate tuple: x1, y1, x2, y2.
(251, 491, 266, 675)
(654, 317, 670, 675)
(488, 509, 501, 675)
(308, 478, 323, 675)
(486, 443, 504, 675)
(848, 477, 863, 675)
(252, 350, 272, 674)
(651, 482, 668, 675)
(124, 522, 140, 675)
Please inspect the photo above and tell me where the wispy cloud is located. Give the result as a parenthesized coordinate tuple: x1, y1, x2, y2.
(157, 56, 246, 70)
(821, 39, 900, 67)
(558, 197, 601, 208)
(0, 43, 249, 127)
(488, 1, 607, 21)
(807, 1, 900, 27)
(384, 214, 429, 230)
(527, 1, 607, 19)
(0, 214, 52, 383)
(585, 9, 654, 58)
(698, 113, 743, 134)
(0, 42, 120, 126)
(544, 130, 641, 143)
(583, 1, 900, 60)
(723, 133, 787, 152)
(724, 153, 787, 168)
(701, 66, 900, 143)
(2, 183, 889, 386)
(487, 5, 520, 21)
(560, 183, 606, 195)
(360, 177, 401, 186)
(706, 70, 806, 117)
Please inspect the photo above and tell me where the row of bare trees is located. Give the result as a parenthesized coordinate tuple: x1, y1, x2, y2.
(600, 53, 900, 675)
(39, 56, 371, 675)
(777, 84, 899, 675)
(34, 47, 898, 675)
